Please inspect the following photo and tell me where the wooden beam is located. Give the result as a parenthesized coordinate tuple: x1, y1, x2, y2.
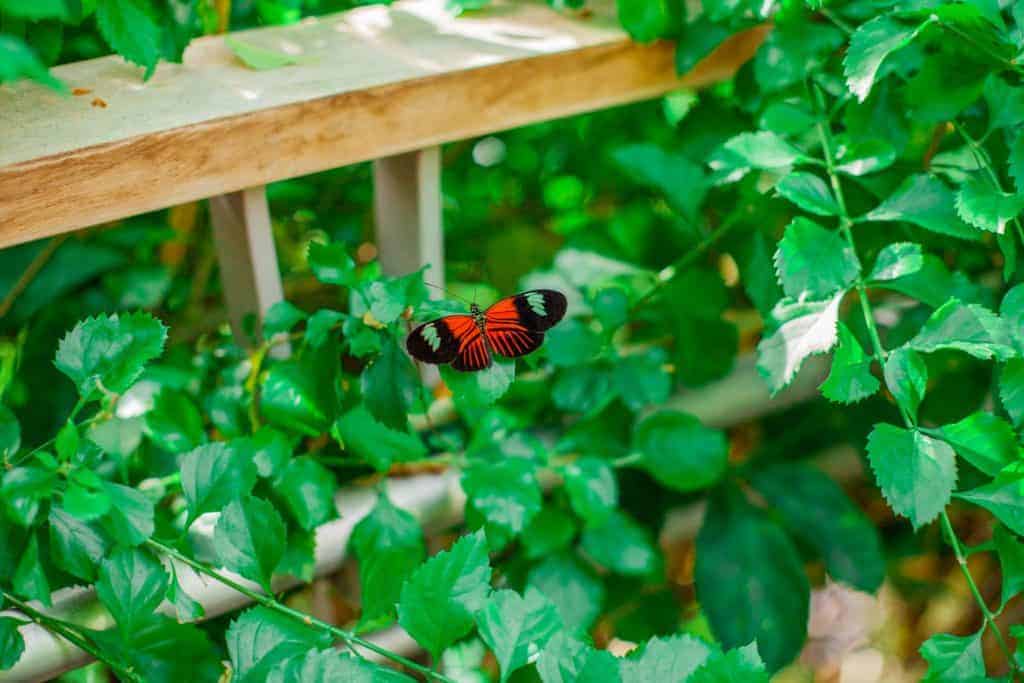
(373, 147, 444, 287)
(0, 0, 768, 248)
(208, 187, 285, 347)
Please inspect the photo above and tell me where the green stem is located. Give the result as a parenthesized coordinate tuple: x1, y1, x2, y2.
(814, 88, 1018, 674)
(145, 539, 455, 683)
(1, 591, 144, 683)
(937, 21, 1022, 74)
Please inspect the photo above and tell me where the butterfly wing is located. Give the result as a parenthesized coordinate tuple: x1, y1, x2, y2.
(406, 315, 492, 371)
(484, 289, 567, 358)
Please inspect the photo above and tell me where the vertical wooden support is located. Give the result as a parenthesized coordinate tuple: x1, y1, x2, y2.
(373, 147, 444, 290)
(209, 186, 285, 347)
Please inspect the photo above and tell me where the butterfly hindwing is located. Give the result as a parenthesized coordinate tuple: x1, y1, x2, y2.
(487, 289, 568, 333)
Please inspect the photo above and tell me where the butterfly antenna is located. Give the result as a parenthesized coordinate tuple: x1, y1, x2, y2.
(423, 280, 473, 305)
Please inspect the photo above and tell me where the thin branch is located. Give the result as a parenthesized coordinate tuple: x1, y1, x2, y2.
(0, 235, 67, 320)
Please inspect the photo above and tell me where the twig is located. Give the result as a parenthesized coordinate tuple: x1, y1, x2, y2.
(0, 235, 67, 319)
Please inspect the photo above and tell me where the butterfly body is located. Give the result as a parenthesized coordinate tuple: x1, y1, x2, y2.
(406, 289, 567, 372)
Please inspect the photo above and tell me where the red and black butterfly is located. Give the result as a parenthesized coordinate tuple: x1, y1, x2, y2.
(406, 289, 567, 372)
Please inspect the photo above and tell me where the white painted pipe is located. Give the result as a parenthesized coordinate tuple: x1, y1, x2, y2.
(0, 352, 828, 682)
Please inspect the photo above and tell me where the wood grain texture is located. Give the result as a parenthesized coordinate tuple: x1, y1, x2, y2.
(0, 0, 768, 248)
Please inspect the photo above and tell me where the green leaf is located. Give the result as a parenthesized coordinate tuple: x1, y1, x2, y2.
(308, 242, 356, 286)
(581, 510, 661, 578)
(179, 442, 257, 527)
(88, 416, 144, 459)
(1000, 359, 1024, 428)
(527, 553, 604, 635)
(819, 322, 880, 404)
(536, 633, 597, 683)
(277, 528, 315, 583)
(616, 0, 676, 42)
(867, 424, 956, 529)
(835, 139, 896, 176)
(475, 588, 562, 682)
(440, 358, 516, 411)
(756, 292, 843, 395)
(262, 301, 307, 336)
(561, 457, 618, 526)
(272, 457, 336, 530)
(55, 421, 78, 462)
(0, 617, 25, 670)
(304, 309, 345, 348)
(91, 615, 220, 683)
(397, 531, 492, 660)
(937, 412, 1018, 477)
(866, 175, 982, 242)
(333, 405, 427, 471)
(55, 312, 167, 397)
(246, 426, 292, 479)
(691, 643, 770, 683)
(884, 347, 928, 422)
(775, 172, 839, 216)
(214, 496, 287, 592)
(620, 634, 712, 683)
(696, 487, 808, 671)
(522, 505, 576, 560)
(284, 650, 415, 683)
(361, 340, 418, 430)
(0, 0, 72, 20)
(871, 254, 963, 309)
(552, 363, 615, 415)
(722, 131, 803, 169)
(545, 319, 604, 368)
(96, 0, 164, 79)
(225, 35, 305, 70)
(1, 466, 56, 526)
(49, 505, 109, 581)
(633, 411, 727, 492)
(353, 271, 427, 325)
(919, 631, 985, 682)
(261, 359, 335, 436)
(63, 482, 111, 521)
(13, 534, 50, 605)
(908, 299, 1015, 361)
(352, 492, 425, 630)
(954, 465, 1024, 536)
(462, 459, 542, 543)
(844, 15, 929, 101)
(144, 389, 205, 453)
(751, 463, 885, 591)
(0, 34, 64, 90)
(167, 565, 204, 622)
(612, 347, 671, 412)
(867, 242, 924, 282)
(955, 176, 1024, 234)
(0, 405, 19, 462)
(994, 525, 1024, 607)
(226, 606, 332, 682)
(96, 547, 169, 640)
(611, 144, 707, 219)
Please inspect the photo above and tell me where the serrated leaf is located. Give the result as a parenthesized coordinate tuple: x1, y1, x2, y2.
(522, 506, 576, 560)
(96, 547, 169, 640)
(283, 649, 415, 683)
(167, 565, 204, 622)
(272, 457, 336, 530)
(49, 506, 110, 581)
(612, 347, 671, 411)
(462, 459, 542, 544)
(527, 553, 604, 635)
(308, 242, 356, 287)
(304, 309, 345, 348)
(144, 389, 205, 453)
(844, 15, 929, 101)
(867, 242, 924, 282)
(262, 301, 308, 336)
(0, 0, 72, 20)
(352, 492, 425, 631)
(820, 322, 879, 404)
(866, 424, 956, 529)
(13, 534, 50, 605)
(0, 616, 25, 670)
(545, 319, 603, 368)
(1000, 359, 1024, 428)
(611, 144, 707, 219)
(937, 412, 1018, 477)
(0, 35, 65, 90)
(62, 482, 111, 521)
(333, 405, 426, 471)
(920, 631, 985, 682)
(908, 299, 1015, 360)
(751, 463, 885, 591)
(696, 487, 808, 671)
(756, 292, 843, 395)
(775, 172, 839, 216)
(1, 466, 56, 526)
(55, 312, 167, 398)
(884, 347, 928, 422)
(955, 176, 1024, 234)
(261, 358, 336, 436)
(226, 606, 332, 682)
(214, 496, 287, 592)
(440, 357, 516, 411)
(361, 339, 418, 430)
(277, 528, 315, 583)
(633, 410, 727, 492)
(475, 588, 562, 681)
(180, 442, 257, 527)
(0, 405, 20, 462)
(691, 643, 770, 683)
(245, 426, 292, 479)
(866, 175, 982, 241)
(954, 465, 1024, 536)
(722, 131, 803, 169)
(561, 457, 617, 526)
(994, 525, 1024, 607)
(581, 510, 661, 578)
(835, 139, 896, 176)
(96, 0, 163, 79)
(397, 531, 492, 660)
(620, 634, 712, 683)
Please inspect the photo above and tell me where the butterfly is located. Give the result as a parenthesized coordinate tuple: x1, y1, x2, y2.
(406, 289, 567, 372)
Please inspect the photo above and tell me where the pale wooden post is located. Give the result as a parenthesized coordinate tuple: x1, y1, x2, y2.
(209, 186, 285, 349)
(373, 147, 444, 290)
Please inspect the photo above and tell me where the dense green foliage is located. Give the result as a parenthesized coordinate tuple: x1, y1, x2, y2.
(5, 0, 1024, 680)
